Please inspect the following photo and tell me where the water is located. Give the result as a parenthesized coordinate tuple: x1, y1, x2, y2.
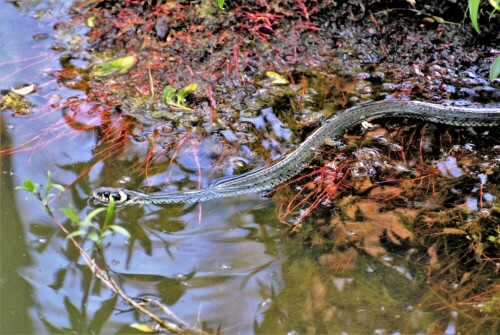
(1, 1, 498, 334)
(0, 3, 285, 333)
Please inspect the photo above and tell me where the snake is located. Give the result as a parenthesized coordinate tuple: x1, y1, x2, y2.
(91, 100, 500, 205)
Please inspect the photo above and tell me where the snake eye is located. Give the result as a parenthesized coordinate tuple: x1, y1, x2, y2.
(102, 191, 110, 198)
(111, 192, 122, 201)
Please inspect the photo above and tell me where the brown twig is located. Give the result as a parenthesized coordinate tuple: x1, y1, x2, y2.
(38, 192, 208, 335)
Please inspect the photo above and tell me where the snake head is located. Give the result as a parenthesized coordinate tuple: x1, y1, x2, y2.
(91, 187, 132, 206)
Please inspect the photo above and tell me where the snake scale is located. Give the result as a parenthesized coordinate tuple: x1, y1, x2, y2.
(91, 100, 500, 205)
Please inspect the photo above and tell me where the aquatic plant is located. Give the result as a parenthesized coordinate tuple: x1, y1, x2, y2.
(18, 175, 130, 248)
(16, 172, 207, 334)
(162, 83, 198, 111)
(0, 91, 33, 115)
(63, 198, 130, 247)
(16, 171, 65, 207)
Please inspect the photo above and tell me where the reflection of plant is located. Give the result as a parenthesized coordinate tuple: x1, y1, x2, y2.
(162, 83, 198, 111)
(40, 295, 118, 334)
(17, 172, 207, 334)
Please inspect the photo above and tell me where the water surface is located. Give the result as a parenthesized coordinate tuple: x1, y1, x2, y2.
(1, 1, 498, 334)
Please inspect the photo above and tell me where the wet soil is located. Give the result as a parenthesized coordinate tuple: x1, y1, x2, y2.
(66, 0, 500, 122)
(54, 0, 500, 196)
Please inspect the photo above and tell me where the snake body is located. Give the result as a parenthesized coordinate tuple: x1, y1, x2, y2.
(92, 100, 500, 205)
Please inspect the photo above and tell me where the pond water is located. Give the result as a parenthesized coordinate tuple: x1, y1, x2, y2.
(1, 1, 498, 334)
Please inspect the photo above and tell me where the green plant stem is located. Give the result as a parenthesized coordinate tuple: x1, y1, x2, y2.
(37, 194, 206, 334)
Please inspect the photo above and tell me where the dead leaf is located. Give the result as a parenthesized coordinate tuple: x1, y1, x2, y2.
(12, 84, 35, 95)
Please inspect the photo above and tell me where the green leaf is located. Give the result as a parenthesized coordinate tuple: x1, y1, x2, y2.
(16, 179, 38, 193)
(104, 197, 115, 226)
(490, 55, 500, 82)
(217, 0, 225, 10)
(176, 83, 198, 104)
(61, 207, 81, 224)
(92, 56, 137, 77)
(88, 222, 100, 230)
(66, 230, 87, 238)
(430, 15, 447, 24)
(162, 84, 195, 111)
(266, 71, 289, 85)
(81, 207, 107, 226)
(88, 231, 101, 245)
(51, 184, 65, 192)
(469, 0, 481, 34)
(162, 85, 177, 105)
(108, 225, 131, 238)
(488, 0, 500, 10)
(130, 323, 156, 333)
(86, 16, 96, 28)
(100, 231, 112, 238)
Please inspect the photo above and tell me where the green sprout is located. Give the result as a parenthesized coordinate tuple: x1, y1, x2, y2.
(92, 55, 137, 77)
(265, 71, 290, 85)
(467, 0, 500, 81)
(469, 0, 482, 33)
(63, 197, 130, 247)
(162, 83, 198, 111)
(468, 0, 500, 34)
(16, 171, 130, 247)
(490, 55, 500, 81)
(16, 173, 197, 334)
(16, 171, 65, 207)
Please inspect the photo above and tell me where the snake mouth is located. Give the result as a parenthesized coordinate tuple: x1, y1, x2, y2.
(91, 188, 130, 205)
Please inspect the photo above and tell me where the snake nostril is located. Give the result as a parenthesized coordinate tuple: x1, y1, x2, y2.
(103, 191, 110, 198)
